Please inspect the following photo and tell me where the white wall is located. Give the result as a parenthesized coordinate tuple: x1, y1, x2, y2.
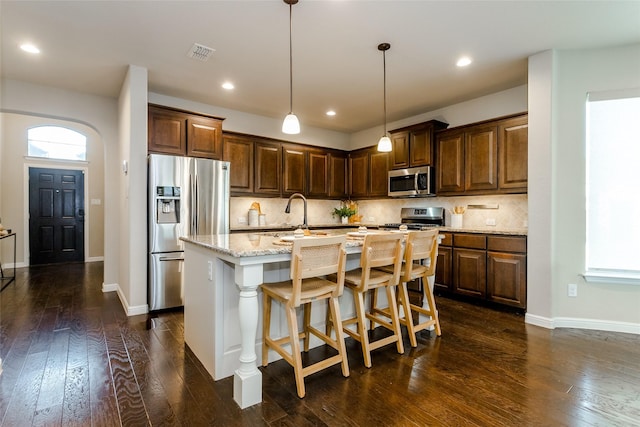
(149, 92, 351, 150)
(0, 79, 120, 286)
(526, 44, 640, 334)
(0, 113, 105, 265)
(116, 65, 148, 315)
(350, 85, 528, 150)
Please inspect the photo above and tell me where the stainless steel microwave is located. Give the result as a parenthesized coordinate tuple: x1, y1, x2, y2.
(388, 166, 435, 197)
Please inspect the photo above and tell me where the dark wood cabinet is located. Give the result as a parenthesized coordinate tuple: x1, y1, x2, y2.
(328, 153, 348, 199)
(436, 130, 465, 193)
(452, 234, 487, 298)
(148, 106, 186, 156)
(465, 125, 498, 191)
(487, 236, 527, 308)
(435, 231, 526, 309)
(186, 116, 222, 159)
(308, 150, 329, 197)
(369, 150, 389, 197)
(436, 113, 527, 196)
(222, 133, 254, 194)
(390, 131, 410, 169)
(282, 144, 306, 195)
(435, 232, 453, 292)
(148, 105, 223, 159)
(389, 120, 448, 169)
(498, 115, 528, 191)
(348, 147, 388, 198)
(255, 141, 281, 195)
(349, 149, 369, 198)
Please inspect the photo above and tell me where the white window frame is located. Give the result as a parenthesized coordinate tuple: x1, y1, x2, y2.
(584, 88, 640, 285)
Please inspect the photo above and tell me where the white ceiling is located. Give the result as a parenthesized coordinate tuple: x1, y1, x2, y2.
(2, 1, 639, 133)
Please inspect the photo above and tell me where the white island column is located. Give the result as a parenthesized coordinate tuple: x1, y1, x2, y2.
(233, 263, 263, 408)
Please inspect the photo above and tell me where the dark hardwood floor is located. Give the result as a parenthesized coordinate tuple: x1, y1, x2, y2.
(1, 262, 639, 426)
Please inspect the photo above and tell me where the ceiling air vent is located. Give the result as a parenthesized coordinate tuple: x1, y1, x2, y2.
(187, 43, 215, 62)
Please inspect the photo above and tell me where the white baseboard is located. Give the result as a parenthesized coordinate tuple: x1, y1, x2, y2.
(86, 256, 104, 262)
(526, 313, 640, 335)
(103, 282, 149, 316)
(3, 261, 28, 268)
(102, 282, 118, 292)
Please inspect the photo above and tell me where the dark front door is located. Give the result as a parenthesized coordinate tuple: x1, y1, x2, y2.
(29, 168, 85, 265)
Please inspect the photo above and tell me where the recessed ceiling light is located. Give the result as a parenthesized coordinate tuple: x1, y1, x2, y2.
(20, 43, 40, 54)
(326, 110, 336, 116)
(222, 82, 234, 90)
(457, 56, 472, 67)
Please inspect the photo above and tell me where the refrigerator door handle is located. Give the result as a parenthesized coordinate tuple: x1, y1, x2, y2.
(194, 173, 199, 235)
(190, 173, 195, 235)
(158, 256, 185, 262)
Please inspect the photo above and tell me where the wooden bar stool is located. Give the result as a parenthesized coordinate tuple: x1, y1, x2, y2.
(376, 229, 442, 347)
(333, 233, 405, 368)
(261, 235, 349, 398)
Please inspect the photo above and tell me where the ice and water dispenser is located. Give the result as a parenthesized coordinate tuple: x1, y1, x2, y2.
(155, 186, 180, 224)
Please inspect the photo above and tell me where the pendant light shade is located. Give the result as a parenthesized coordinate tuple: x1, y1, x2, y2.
(377, 42, 392, 152)
(282, 0, 300, 135)
(377, 135, 392, 152)
(282, 113, 300, 134)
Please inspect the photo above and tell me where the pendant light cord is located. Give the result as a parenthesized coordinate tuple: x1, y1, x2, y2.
(288, 2, 293, 114)
(382, 47, 387, 135)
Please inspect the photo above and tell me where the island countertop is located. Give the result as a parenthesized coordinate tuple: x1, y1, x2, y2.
(180, 229, 367, 258)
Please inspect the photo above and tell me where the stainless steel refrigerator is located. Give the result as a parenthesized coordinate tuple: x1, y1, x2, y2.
(148, 154, 230, 311)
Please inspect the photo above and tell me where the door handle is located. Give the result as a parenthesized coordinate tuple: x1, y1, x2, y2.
(159, 256, 184, 262)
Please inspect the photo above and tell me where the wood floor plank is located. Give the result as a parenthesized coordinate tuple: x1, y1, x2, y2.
(2, 262, 640, 426)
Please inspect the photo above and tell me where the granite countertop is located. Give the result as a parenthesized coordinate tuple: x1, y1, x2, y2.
(437, 226, 528, 236)
(181, 229, 366, 258)
(182, 225, 527, 259)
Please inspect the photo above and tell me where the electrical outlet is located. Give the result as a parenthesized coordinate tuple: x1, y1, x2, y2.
(207, 261, 213, 281)
(568, 283, 577, 297)
(485, 218, 496, 226)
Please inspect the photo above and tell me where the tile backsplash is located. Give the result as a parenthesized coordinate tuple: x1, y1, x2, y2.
(231, 194, 528, 230)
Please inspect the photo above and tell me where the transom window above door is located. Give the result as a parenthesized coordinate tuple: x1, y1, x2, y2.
(27, 126, 87, 161)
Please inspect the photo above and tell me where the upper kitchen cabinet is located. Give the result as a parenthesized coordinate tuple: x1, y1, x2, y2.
(148, 105, 224, 159)
(254, 140, 282, 196)
(349, 149, 369, 198)
(349, 146, 388, 199)
(498, 115, 528, 190)
(389, 120, 449, 169)
(328, 152, 348, 199)
(222, 133, 254, 194)
(282, 143, 307, 195)
(436, 113, 528, 196)
(465, 124, 498, 192)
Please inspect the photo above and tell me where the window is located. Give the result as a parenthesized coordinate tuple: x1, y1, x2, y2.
(28, 126, 87, 161)
(585, 89, 640, 284)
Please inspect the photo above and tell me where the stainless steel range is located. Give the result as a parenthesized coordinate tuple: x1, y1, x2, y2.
(382, 207, 445, 230)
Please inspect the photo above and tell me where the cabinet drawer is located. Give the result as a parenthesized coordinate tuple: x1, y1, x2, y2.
(453, 233, 486, 249)
(487, 236, 526, 253)
(439, 232, 453, 246)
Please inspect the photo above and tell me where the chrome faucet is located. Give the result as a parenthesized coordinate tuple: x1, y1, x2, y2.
(284, 193, 308, 227)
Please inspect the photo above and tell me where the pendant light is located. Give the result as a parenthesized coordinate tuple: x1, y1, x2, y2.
(282, 0, 300, 134)
(377, 42, 392, 152)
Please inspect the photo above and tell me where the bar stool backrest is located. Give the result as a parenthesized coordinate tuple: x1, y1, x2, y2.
(290, 235, 347, 306)
(359, 233, 404, 291)
(403, 229, 439, 282)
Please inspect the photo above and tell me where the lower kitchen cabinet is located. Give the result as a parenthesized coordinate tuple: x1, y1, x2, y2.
(486, 236, 527, 308)
(435, 231, 527, 309)
(454, 248, 487, 298)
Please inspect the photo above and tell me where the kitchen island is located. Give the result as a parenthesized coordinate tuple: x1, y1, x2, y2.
(180, 230, 367, 409)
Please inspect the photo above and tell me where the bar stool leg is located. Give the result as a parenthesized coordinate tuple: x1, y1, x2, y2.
(385, 284, 404, 355)
(397, 281, 418, 347)
(286, 304, 306, 398)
